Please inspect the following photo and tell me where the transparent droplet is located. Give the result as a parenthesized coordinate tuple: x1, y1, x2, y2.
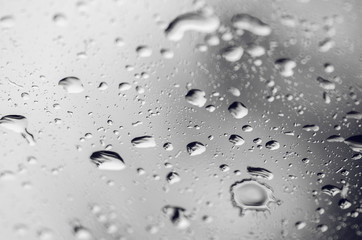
(186, 141, 206, 156)
(265, 140, 280, 150)
(231, 14, 271, 36)
(228, 101, 248, 119)
(0, 115, 35, 145)
(185, 89, 207, 107)
(247, 167, 273, 180)
(131, 136, 156, 148)
(230, 179, 276, 215)
(89, 151, 125, 171)
(58, 77, 84, 93)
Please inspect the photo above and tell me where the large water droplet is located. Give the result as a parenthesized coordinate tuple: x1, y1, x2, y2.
(185, 89, 207, 107)
(186, 141, 206, 156)
(230, 179, 276, 215)
(165, 10, 220, 41)
(228, 101, 248, 119)
(58, 77, 84, 93)
(0, 115, 35, 145)
(89, 151, 125, 170)
(265, 140, 280, 150)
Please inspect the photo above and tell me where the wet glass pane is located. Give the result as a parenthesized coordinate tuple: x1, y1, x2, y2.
(0, 0, 361, 239)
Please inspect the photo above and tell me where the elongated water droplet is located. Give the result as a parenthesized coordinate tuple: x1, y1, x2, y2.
(247, 167, 273, 180)
(231, 14, 271, 36)
(165, 10, 220, 41)
(131, 136, 156, 148)
(265, 140, 280, 150)
(89, 151, 125, 170)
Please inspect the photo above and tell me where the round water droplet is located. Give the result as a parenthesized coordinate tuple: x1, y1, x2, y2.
(230, 179, 275, 215)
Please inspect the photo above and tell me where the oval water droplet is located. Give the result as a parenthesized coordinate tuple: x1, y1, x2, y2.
(89, 151, 125, 171)
(58, 77, 84, 93)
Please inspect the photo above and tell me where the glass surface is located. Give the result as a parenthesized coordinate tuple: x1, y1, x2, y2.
(0, 0, 361, 239)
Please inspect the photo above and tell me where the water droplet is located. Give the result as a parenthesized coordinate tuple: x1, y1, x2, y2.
(242, 125, 253, 132)
(162, 206, 190, 229)
(321, 184, 341, 196)
(98, 82, 108, 91)
(246, 44, 266, 58)
(317, 77, 335, 90)
(53, 13, 67, 26)
(326, 135, 344, 142)
(186, 141, 206, 156)
(89, 151, 125, 170)
(58, 77, 84, 93)
(221, 46, 244, 62)
(302, 124, 319, 132)
(118, 82, 132, 91)
(265, 140, 280, 150)
(346, 111, 362, 120)
(165, 10, 220, 41)
(229, 134, 245, 146)
(247, 167, 273, 180)
(339, 199, 351, 209)
(73, 226, 93, 240)
(136, 45, 152, 57)
(0, 115, 35, 145)
(0, 15, 15, 28)
(295, 221, 306, 230)
(319, 38, 335, 52)
(166, 171, 180, 184)
(228, 87, 241, 97)
(231, 14, 271, 36)
(275, 58, 296, 77)
(160, 48, 174, 59)
(185, 89, 207, 107)
(230, 179, 276, 215)
(131, 136, 156, 148)
(228, 101, 248, 119)
(205, 105, 216, 112)
(163, 142, 174, 151)
(316, 224, 328, 232)
(344, 135, 362, 152)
